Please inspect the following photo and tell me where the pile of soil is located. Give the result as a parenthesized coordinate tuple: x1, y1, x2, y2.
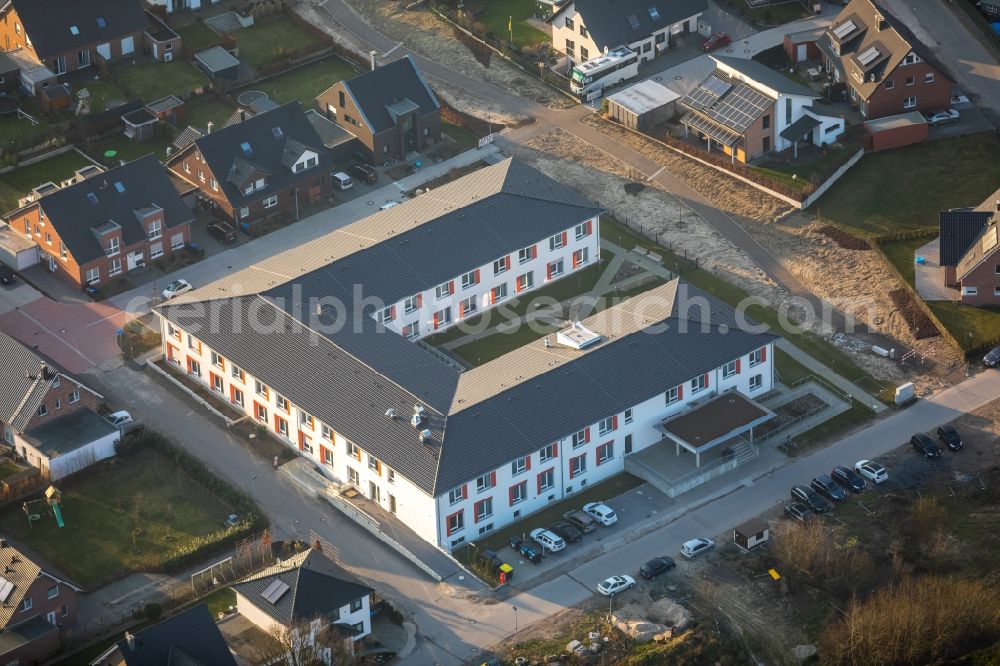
(817, 225, 871, 251)
(889, 288, 940, 340)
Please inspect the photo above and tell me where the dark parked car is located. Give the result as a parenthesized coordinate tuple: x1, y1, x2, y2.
(207, 222, 237, 243)
(911, 432, 942, 458)
(791, 485, 832, 513)
(509, 537, 541, 564)
(562, 509, 598, 533)
(935, 424, 963, 451)
(349, 162, 377, 184)
(0, 264, 15, 285)
(811, 474, 847, 501)
(831, 465, 866, 493)
(784, 502, 814, 522)
(549, 520, 582, 544)
(984, 345, 1000, 368)
(639, 556, 676, 580)
(701, 31, 731, 52)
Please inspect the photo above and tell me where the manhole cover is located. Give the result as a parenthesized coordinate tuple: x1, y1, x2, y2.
(654, 76, 663, 81)
(366, 200, 374, 205)
(674, 75, 682, 80)
(726, 48, 734, 53)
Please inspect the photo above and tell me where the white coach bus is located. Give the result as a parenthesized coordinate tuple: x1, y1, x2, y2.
(570, 47, 640, 99)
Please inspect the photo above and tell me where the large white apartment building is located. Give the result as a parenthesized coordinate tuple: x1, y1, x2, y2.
(159, 158, 775, 551)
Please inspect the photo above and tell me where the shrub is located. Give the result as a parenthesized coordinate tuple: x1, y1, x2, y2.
(144, 602, 163, 621)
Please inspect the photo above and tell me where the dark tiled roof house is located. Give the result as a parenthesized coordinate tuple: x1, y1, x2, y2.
(5, 155, 193, 289)
(93, 604, 237, 666)
(938, 188, 1000, 306)
(169, 101, 334, 228)
(316, 55, 441, 164)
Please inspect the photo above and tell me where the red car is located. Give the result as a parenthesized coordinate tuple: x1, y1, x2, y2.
(702, 32, 732, 52)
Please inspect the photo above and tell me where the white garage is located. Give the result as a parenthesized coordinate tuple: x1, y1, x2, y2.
(0, 225, 38, 271)
(20, 408, 119, 480)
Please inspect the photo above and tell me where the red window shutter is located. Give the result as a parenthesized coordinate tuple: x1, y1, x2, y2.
(490, 287, 497, 304)
(612, 415, 618, 430)
(433, 311, 440, 329)
(704, 372, 710, 386)
(531, 245, 538, 259)
(569, 460, 576, 479)
(230, 385, 237, 402)
(474, 269, 480, 284)
(552, 442, 558, 457)
(561, 231, 568, 246)
(389, 305, 396, 320)
(525, 455, 531, 471)
(490, 471, 496, 487)
(319, 444, 329, 464)
(537, 472, 543, 494)
(678, 384, 684, 400)
(515, 279, 522, 294)
(461, 484, 468, 500)
(595, 448, 601, 464)
(572, 253, 579, 269)
(735, 358, 741, 373)
(273, 415, 280, 432)
(761, 346, 767, 362)
(416, 293, 422, 308)
(449, 280, 455, 295)
(546, 263, 553, 280)
(458, 301, 465, 318)
(297, 432, 305, 451)
(505, 255, 511, 270)
(584, 427, 591, 443)
(585, 220, 593, 235)
(509, 485, 517, 506)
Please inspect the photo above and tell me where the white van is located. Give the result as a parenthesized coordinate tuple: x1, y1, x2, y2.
(332, 172, 354, 191)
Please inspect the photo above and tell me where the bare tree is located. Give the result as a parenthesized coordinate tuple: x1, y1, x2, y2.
(259, 618, 361, 666)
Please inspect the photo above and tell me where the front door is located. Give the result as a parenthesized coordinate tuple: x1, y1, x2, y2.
(121, 36, 135, 56)
(127, 249, 144, 270)
(368, 481, 380, 503)
(624, 434, 633, 455)
(796, 44, 807, 62)
(389, 494, 396, 514)
(46, 611, 56, 625)
(78, 49, 91, 68)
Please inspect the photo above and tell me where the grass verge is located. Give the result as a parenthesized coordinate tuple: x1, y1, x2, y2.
(176, 21, 221, 54)
(235, 17, 327, 69)
(183, 95, 236, 132)
(249, 57, 358, 108)
(0, 150, 93, 212)
(476, 0, 551, 48)
(115, 62, 209, 102)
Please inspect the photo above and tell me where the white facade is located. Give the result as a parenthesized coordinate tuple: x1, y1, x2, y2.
(378, 216, 601, 339)
(20, 430, 118, 481)
(551, 2, 701, 66)
(235, 590, 371, 641)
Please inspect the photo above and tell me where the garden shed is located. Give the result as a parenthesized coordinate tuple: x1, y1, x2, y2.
(733, 518, 769, 551)
(194, 46, 240, 83)
(20, 408, 119, 480)
(606, 80, 680, 131)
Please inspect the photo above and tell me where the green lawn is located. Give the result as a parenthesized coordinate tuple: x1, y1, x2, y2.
(184, 95, 236, 132)
(0, 461, 21, 478)
(82, 80, 129, 112)
(880, 235, 931, 286)
(202, 586, 237, 618)
(477, 0, 550, 48)
(442, 120, 479, 151)
(0, 150, 93, 213)
(86, 135, 174, 165)
(115, 61, 209, 102)
(927, 302, 1000, 352)
(251, 57, 358, 109)
(175, 20, 221, 54)
(235, 16, 326, 69)
(750, 140, 860, 193)
(0, 448, 235, 588)
(0, 112, 50, 153)
(813, 134, 1000, 236)
(453, 321, 560, 365)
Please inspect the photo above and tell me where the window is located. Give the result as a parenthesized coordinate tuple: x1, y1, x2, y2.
(691, 374, 707, 393)
(377, 306, 395, 324)
(994, 286, 1000, 297)
(263, 195, 278, 209)
(231, 364, 245, 381)
(54, 398, 61, 410)
(750, 374, 763, 391)
(36, 404, 47, 417)
(509, 481, 527, 505)
(44, 231, 52, 245)
(387, 468, 395, 483)
(255, 402, 268, 423)
(570, 454, 586, 478)
(490, 283, 508, 304)
(321, 424, 332, 441)
(598, 416, 615, 436)
(460, 269, 479, 290)
(665, 386, 680, 404)
(19, 597, 31, 612)
(565, 17, 574, 29)
(255, 380, 268, 397)
(515, 272, 533, 293)
(580, 25, 588, 38)
(106, 237, 119, 256)
(749, 347, 766, 367)
(722, 360, 737, 378)
(493, 256, 511, 276)
(435, 282, 453, 300)
(902, 52, 921, 65)
(187, 335, 198, 351)
(476, 472, 495, 493)
(518, 246, 535, 264)
(232, 387, 244, 407)
(211, 351, 224, 368)
(906, 75, 914, 86)
(474, 498, 493, 522)
(433, 307, 452, 330)
(643, 42, 651, 53)
(171, 234, 184, 251)
(346, 441, 360, 460)
(574, 221, 592, 239)
(762, 115, 770, 130)
(540, 443, 557, 462)
(47, 586, 58, 599)
(183, 162, 190, 173)
(211, 179, 218, 192)
(903, 96, 916, 109)
(446, 510, 464, 536)
(348, 467, 360, 485)
(547, 259, 564, 280)
(60, 242, 67, 260)
(404, 295, 420, 314)
(580, 46, 589, 60)
(572, 428, 589, 448)
(69, 390, 80, 404)
(338, 90, 346, 107)
(402, 322, 420, 339)
(572, 248, 589, 268)
(108, 258, 122, 276)
(459, 296, 477, 318)
(239, 207, 250, 220)
(537, 468, 554, 492)
(300, 411, 314, 429)
(448, 486, 466, 505)
(52, 376, 59, 388)
(623, 408, 633, 425)
(150, 244, 163, 259)
(350, 599, 364, 613)
(276, 394, 288, 411)
(511, 456, 529, 476)
(275, 417, 288, 437)
(924, 73, 934, 83)
(187, 358, 201, 377)
(597, 441, 614, 465)
(212, 374, 223, 392)
(962, 286, 978, 296)
(368, 454, 380, 473)
(148, 220, 161, 240)
(885, 79, 894, 90)
(549, 232, 566, 251)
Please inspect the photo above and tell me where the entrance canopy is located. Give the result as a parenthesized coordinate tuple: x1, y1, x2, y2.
(655, 392, 773, 462)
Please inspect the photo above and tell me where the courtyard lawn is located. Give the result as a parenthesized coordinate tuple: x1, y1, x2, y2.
(81, 80, 129, 113)
(879, 235, 930, 287)
(115, 61, 209, 102)
(0, 447, 236, 588)
(0, 112, 50, 154)
(477, 0, 550, 48)
(0, 150, 93, 213)
(813, 133, 1000, 236)
(85, 135, 174, 165)
(252, 57, 358, 109)
(927, 302, 1000, 353)
(442, 121, 479, 151)
(175, 20, 221, 54)
(235, 16, 326, 69)
(452, 320, 560, 366)
(184, 95, 236, 132)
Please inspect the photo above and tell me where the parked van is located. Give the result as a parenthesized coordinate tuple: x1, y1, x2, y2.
(332, 172, 354, 190)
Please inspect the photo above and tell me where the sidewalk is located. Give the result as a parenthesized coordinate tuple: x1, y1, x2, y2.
(776, 338, 889, 412)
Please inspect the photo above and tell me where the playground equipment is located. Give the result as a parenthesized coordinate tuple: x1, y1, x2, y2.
(22, 486, 65, 529)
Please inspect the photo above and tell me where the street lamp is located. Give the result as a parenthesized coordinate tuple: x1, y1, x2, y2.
(512, 605, 518, 646)
(250, 474, 257, 500)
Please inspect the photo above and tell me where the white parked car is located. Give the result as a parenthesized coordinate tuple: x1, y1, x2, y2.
(923, 108, 960, 126)
(854, 459, 888, 484)
(680, 538, 715, 560)
(597, 575, 635, 596)
(107, 410, 133, 427)
(583, 502, 618, 526)
(529, 528, 565, 553)
(379, 200, 400, 211)
(161, 279, 193, 301)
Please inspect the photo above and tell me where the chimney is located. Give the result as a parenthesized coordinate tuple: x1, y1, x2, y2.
(206, 121, 213, 134)
(0, 538, 7, 549)
(875, 14, 886, 29)
(369, 49, 378, 71)
(40, 363, 51, 380)
(995, 199, 999, 212)
(125, 631, 135, 651)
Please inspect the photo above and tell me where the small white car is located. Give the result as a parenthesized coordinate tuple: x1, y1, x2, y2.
(680, 538, 715, 560)
(107, 410, 133, 427)
(379, 200, 400, 211)
(854, 459, 888, 484)
(583, 502, 618, 526)
(529, 528, 565, 553)
(924, 109, 960, 126)
(597, 575, 635, 596)
(161, 279, 193, 301)
(332, 171, 354, 190)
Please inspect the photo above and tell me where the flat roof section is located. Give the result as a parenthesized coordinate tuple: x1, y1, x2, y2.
(24, 407, 117, 457)
(195, 46, 240, 72)
(656, 392, 773, 454)
(607, 80, 680, 116)
(863, 111, 926, 132)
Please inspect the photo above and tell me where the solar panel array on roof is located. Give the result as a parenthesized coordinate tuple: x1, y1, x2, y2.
(684, 75, 731, 110)
(261, 579, 290, 604)
(0, 578, 14, 603)
(833, 20, 857, 39)
(680, 111, 742, 146)
(701, 80, 771, 133)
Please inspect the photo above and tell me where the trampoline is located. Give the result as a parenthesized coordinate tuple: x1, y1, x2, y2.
(0, 95, 19, 117)
(237, 90, 267, 107)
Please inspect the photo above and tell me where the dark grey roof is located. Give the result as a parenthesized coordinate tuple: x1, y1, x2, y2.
(779, 114, 820, 141)
(938, 210, 992, 266)
(232, 549, 372, 626)
(192, 101, 332, 208)
(0, 330, 56, 432)
(956, 220, 1000, 281)
(38, 155, 193, 265)
(122, 108, 156, 126)
(549, 0, 707, 51)
(0, 52, 19, 75)
(24, 407, 117, 457)
(113, 604, 236, 666)
(713, 55, 817, 97)
(9, 0, 148, 61)
(193, 45, 239, 72)
(339, 55, 439, 134)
